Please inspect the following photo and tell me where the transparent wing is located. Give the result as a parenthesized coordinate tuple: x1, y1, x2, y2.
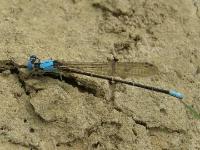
(57, 61, 159, 79)
(114, 62, 159, 78)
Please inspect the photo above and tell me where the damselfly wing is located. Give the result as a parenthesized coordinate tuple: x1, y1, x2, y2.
(57, 61, 159, 79)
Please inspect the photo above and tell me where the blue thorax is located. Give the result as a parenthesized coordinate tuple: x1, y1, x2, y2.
(39, 59, 56, 72)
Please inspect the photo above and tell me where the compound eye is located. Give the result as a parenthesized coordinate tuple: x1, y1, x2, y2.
(30, 55, 37, 59)
(30, 55, 37, 63)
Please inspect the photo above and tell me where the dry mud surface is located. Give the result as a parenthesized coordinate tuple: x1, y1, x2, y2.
(0, 0, 200, 149)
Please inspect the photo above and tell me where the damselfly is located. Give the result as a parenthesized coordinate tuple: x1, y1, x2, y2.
(0, 55, 184, 99)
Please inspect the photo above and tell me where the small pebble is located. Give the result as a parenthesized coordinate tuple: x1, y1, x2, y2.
(1, 70, 11, 76)
(196, 66, 200, 74)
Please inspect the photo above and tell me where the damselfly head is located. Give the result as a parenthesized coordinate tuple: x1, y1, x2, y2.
(27, 55, 40, 70)
(30, 55, 37, 63)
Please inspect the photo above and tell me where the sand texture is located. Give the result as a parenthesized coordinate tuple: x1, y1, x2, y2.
(0, 0, 200, 149)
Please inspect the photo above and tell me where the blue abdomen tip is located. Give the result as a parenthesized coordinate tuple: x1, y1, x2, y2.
(169, 90, 184, 99)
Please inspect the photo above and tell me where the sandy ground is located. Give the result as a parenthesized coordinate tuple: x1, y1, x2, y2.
(0, 0, 200, 149)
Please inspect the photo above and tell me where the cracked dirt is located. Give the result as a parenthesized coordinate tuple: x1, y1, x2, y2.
(0, 0, 200, 149)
